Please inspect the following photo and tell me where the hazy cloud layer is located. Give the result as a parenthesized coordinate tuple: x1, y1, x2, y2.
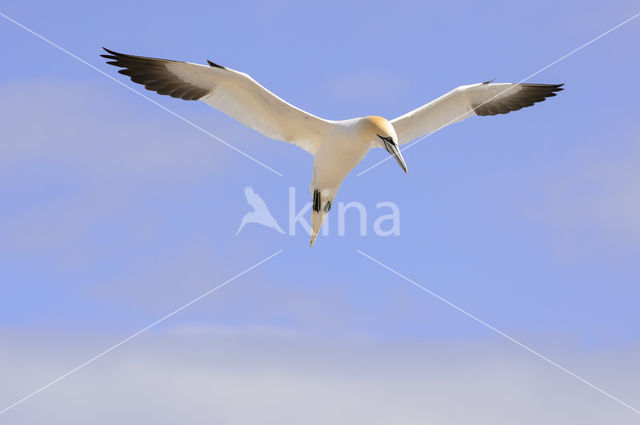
(1, 328, 639, 424)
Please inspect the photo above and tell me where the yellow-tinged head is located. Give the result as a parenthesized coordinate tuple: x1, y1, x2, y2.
(362, 116, 396, 138)
(361, 116, 407, 173)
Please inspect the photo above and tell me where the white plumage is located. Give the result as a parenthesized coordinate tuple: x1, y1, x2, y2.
(102, 48, 563, 246)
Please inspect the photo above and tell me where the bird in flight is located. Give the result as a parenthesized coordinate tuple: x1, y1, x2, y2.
(101, 48, 563, 246)
(236, 186, 284, 236)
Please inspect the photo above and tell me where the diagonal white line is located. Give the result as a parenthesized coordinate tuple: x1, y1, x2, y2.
(356, 249, 640, 416)
(357, 10, 640, 176)
(0, 249, 283, 416)
(0, 11, 283, 177)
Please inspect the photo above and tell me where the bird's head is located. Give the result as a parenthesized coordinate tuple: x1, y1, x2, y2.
(361, 116, 407, 173)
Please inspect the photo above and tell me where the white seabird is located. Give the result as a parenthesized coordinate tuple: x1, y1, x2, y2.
(102, 48, 563, 246)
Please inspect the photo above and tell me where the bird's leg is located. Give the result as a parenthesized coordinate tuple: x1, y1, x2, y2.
(310, 188, 332, 246)
(313, 189, 321, 213)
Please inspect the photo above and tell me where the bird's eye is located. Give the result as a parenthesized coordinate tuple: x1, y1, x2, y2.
(377, 134, 393, 144)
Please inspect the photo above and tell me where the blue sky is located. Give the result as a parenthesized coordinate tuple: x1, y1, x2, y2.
(1, 0, 640, 423)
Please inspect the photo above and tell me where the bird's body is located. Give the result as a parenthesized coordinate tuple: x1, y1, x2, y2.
(102, 48, 563, 246)
(309, 118, 372, 243)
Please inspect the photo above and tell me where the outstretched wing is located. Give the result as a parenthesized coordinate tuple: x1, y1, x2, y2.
(391, 82, 563, 145)
(102, 48, 331, 154)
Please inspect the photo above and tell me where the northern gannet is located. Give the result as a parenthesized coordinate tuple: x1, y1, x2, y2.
(101, 48, 563, 246)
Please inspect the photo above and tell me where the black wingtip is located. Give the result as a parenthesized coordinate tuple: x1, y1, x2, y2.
(207, 59, 225, 69)
(547, 83, 564, 93)
(522, 82, 565, 94)
(101, 47, 120, 61)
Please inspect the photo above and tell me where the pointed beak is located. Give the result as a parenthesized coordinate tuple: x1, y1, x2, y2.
(384, 140, 408, 173)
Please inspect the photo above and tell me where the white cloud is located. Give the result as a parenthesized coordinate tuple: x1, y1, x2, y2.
(0, 328, 638, 424)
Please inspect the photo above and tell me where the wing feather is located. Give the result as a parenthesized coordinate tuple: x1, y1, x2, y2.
(101, 48, 330, 154)
(392, 82, 563, 145)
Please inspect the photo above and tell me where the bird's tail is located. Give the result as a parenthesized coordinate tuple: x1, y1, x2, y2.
(310, 210, 326, 247)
